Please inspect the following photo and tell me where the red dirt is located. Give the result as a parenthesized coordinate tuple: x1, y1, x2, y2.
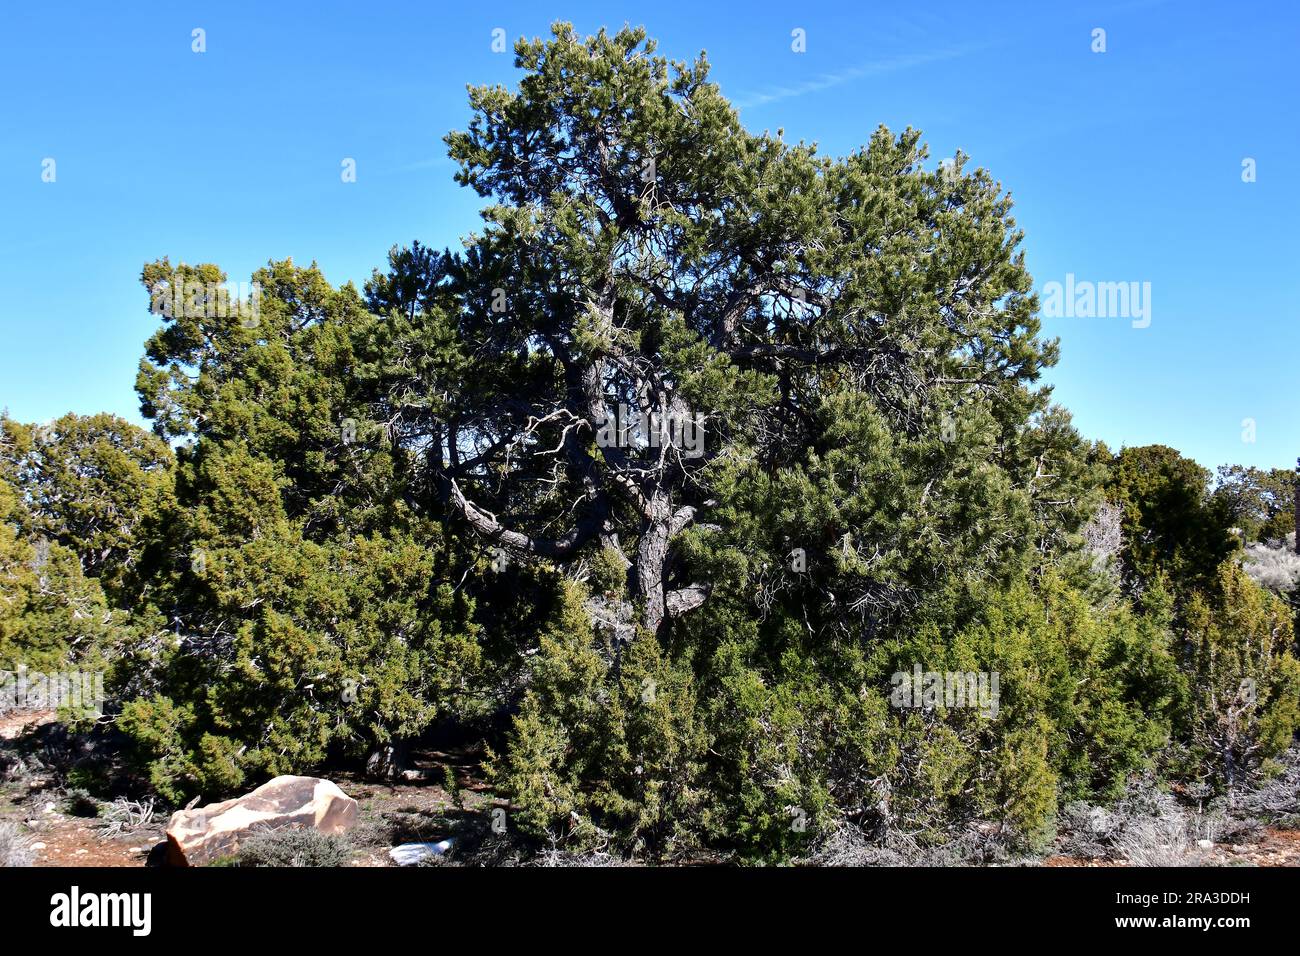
(0, 709, 57, 741)
(1043, 828, 1300, 868)
(28, 820, 156, 867)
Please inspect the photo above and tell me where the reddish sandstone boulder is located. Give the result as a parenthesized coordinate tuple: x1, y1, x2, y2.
(165, 775, 358, 866)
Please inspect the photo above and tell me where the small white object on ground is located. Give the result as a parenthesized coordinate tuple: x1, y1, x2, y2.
(388, 840, 454, 866)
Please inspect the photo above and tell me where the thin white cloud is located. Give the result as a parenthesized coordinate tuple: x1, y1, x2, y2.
(734, 46, 981, 109)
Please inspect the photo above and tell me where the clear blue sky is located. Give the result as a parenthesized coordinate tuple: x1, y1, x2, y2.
(2, 0, 1296, 472)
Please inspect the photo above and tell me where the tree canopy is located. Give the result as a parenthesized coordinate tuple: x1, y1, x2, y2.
(1, 22, 1296, 862)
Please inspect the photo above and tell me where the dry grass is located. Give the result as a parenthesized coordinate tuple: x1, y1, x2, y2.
(1056, 780, 1221, 866)
(97, 796, 158, 838)
(0, 821, 33, 867)
(803, 822, 1017, 867)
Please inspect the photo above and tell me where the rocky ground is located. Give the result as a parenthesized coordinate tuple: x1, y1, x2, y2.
(0, 707, 501, 867)
(1040, 828, 1300, 867)
(2, 708, 1297, 867)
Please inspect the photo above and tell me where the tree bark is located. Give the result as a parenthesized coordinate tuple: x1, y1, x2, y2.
(632, 495, 672, 634)
(1293, 458, 1299, 554)
(365, 739, 408, 781)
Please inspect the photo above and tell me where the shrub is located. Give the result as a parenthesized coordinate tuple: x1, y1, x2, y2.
(1056, 777, 1223, 866)
(62, 788, 100, 818)
(489, 580, 710, 859)
(1107, 445, 1236, 599)
(235, 827, 349, 868)
(492, 566, 1182, 861)
(802, 822, 1017, 867)
(587, 546, 629, 597)
(441, 765, 464, 810)
(0, 822, 33, 867)
(1235, 747, 1300, 826)
(118, 521, 487, 803)
(1181, 563, 1300, 791)
(97, 797, 158, 837)
(1242, 537, 1300, 595)
(0, 474, 127, 673)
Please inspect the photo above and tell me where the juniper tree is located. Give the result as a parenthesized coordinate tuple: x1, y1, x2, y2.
(0, 413, 174, 605)
(1211, 463, 1297, 546)
(126, 259, 498, 796)
(1107, 445, 1236, 602)
(1182, 563, 1300, 793)
(0, 471, 124, 673)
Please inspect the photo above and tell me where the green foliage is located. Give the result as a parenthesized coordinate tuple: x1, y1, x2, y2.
(489, 581, 711, 858)
(113, 253, 549, 804)
(1212, 464, 1296, 544)
(3, 21, 1293, 867)
(1179, 562, 1300, 790)
(706, 567, 1179, 851)
(62, 788, 101, 818)
(119, 509, 486, 802)
(587, 546, 629, 597)
(442, 765, 464, 810)
(0, 413, 174, 604)
(430, 22, 1064, 635)
(0, 470, 127, 673)
(1107, 445, 1236, 600)
(117, 696, 240, 803)
(492, 566, 1182, 859)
